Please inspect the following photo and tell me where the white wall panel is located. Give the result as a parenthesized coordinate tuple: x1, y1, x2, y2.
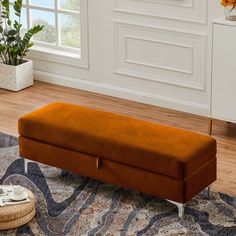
(115, 0, 208, 23)
(115, 22, 207, 90)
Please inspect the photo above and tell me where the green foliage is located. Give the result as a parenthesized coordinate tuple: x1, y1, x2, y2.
(0, 0, 44, 66)
(62, 0, 80, 12)
(61, 0, 80, 49)
(61, 15, 80, 49)
(32, 19, 56, 44)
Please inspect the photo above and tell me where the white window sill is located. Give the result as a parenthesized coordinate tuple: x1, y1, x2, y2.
(27, 45, 89, 69)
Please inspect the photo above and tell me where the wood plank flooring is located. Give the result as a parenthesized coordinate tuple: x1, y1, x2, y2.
(0, 81, 235, 197)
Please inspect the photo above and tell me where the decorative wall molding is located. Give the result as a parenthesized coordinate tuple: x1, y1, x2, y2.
(114, 22, 207, 91)
(133, 0, 194, 9)
(114, 0, 208, 24)
(34, 70, 209, 116)
(125, 35, 194, 75)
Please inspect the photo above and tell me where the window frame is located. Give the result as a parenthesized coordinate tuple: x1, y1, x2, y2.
(20, 0, 89, 68)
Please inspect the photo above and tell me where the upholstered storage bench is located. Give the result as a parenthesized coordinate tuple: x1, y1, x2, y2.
(18, 102, 217, 217)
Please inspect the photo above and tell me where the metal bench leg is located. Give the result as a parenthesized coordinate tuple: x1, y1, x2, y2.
(177, 203, 185, 218)
(207, 185, 212, 199)
(24, 158, 29, 174)
(167, 200, 185, 218)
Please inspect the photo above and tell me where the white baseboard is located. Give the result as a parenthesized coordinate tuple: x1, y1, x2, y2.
(34, 70, 209, 116)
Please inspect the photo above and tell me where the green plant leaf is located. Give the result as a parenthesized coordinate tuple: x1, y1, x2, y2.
(7, 36, 16, 43)
(8, 29, 17, 36)
(0, 0, 43, 65)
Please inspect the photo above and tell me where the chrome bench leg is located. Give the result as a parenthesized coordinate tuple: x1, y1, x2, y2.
(207, 185, 212, 199)
(24, 158, 30, 174)
(167, 200, 185, 218)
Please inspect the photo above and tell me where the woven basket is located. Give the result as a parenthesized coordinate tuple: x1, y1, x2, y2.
(0, 187, 35, 230)
(0, 208, 35, 230)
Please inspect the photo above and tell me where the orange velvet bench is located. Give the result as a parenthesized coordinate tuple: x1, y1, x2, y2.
(18, 102, 217, 217)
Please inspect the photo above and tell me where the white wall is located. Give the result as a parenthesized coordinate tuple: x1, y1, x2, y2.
(32, 0, 224, 116)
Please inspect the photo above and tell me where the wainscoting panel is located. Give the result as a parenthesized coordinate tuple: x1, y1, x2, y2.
(114, 22, 207, 91)
(115, 0, 208, 23)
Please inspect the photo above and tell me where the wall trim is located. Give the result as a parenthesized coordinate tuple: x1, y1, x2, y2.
(114, 21, 207, 91)
(136, 0, 194, 9)
(34, 70, 209, 116)
(114, 0, 208, 24)
(125, 35, 194, 75)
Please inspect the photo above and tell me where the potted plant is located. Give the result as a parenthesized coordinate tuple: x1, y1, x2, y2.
(0, 0, 43, 91)
(221, 0, 236, 21)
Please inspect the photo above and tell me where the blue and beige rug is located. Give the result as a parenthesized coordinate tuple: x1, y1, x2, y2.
(0, 132, 235, 236)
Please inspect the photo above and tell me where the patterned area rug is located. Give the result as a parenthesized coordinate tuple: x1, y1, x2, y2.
(0, 133, 236, 236)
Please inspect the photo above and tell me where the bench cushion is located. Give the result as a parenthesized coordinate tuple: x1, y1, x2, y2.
(18, 102, 216, 180)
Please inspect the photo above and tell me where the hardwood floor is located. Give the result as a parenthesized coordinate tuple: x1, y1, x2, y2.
(0, 81, 235, 197)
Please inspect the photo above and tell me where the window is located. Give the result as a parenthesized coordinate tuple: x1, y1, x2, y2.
(10, 0, 88, 67)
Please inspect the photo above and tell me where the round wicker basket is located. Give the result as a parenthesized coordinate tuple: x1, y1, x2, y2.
(0, 187, 35, 230)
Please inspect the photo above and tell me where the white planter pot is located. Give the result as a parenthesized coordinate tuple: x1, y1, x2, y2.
(0, 60, 33, 91)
